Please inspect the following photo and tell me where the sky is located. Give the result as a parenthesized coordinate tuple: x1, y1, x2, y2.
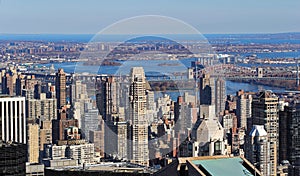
(0, 0, 299, 34)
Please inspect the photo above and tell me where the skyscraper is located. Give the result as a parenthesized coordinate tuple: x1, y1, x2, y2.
(214, 77, 226, 115)
(26, 93, 57, 122)
(246, 125, 270, 176)
(81, 102, 100, 142)
(96, 76, 129, 160)
(251, 90, 279, 176)
(55, 68, 66, 108)
(0, 96, 26, 144)
(97, 76, 119, 121)
(27, 123, 39, 164)
(236, 90, 252, 129)
(200, 73, 214, 106)
(129, 67, 149, 166)
(279, 103, 300, 167)
(199, 74, 226, 115)
(0, 141, 26, 176)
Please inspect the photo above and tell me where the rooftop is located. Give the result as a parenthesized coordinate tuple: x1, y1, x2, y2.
(191, 157, 255, 176)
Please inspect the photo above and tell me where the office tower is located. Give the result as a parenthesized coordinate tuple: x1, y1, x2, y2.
(96, 76, 129, 160)
(251, 90, 279, 176)
(26, 93, 57, 122)
(236, 90, 252, 129)
(279, 103, 300, 168)
(200, 74, 226, 115)
(200, 73, 214, 105)
(97, 76, 119, 121)
(0, 96, 26, 144)
(0, 141, 26, 176)
(215, 77, 226, 115)
(55, 68, 66, 108)
(81, 103, 100, 141)
(246, 125, 270, 176)
(27, 123, 39, 163)
(129, 67, 149, 166)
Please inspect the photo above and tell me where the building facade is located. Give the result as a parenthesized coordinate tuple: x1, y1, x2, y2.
(0, 96, 26, 144)
(246, 125, 270, 176)
(251, 91, 279, 176)
(55, 68, 66, 108)
(0, 141, 27, 176)
(129, 67, 149, 166)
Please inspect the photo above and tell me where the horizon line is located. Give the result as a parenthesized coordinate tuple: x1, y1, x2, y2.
(1, 32, 300, 35)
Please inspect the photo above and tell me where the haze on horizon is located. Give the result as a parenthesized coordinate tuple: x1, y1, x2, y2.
(0, 0, 299, 34)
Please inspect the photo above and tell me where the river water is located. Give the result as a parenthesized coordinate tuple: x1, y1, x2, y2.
(38, 60, 286, 101)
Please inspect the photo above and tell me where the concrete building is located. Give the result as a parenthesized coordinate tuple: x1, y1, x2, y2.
(45, 141, 95, 164)
(66, 143, 95, 164)
(89, 122, 105, 158)
(27, 123, 39, 164)
(245, 125, 270, 176)
(52, 108, 79, 143)
(192, 105, 226, 157)
(55, 68, 66, 108)
(214, 77, 226, 116)
(26, 163, 45, 176)
(96, 76, 130, 160)
(279, 103, 300, 168)
(96, 76, 119, 121)
(0, 96, 26, 144)
(44, 162, 152, 176)
(70, 80, 86, 106)
(0, 141, 27, 176)
(26, 93, 57, 122)
(251, 90, 279, 176)
(81, 103, 99, 142)
(1, 71, 17, 96)
(200, 74, 226, 115)
(200, 73, 215, 106)
(129, 67, 149, 166)
(39, 120, 52, 152)
(221, 111, 236, 134)
(236, 90, 252, 129)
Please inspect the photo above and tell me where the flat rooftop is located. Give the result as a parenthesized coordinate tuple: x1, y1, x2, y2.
(191, 157, 254, 176)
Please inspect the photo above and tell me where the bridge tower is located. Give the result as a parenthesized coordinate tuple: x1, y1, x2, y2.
(256, 67, 263, 78)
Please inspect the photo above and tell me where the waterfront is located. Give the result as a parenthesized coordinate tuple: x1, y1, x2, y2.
(39, 61, 286, 99)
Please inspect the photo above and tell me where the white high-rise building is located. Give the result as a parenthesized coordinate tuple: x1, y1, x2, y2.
(246, 125, 270, 176)
(129, 67, 149, 166)
(0, 96, 26, 144)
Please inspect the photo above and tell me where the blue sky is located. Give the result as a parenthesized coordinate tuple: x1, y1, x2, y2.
(0, 0, 299, 34)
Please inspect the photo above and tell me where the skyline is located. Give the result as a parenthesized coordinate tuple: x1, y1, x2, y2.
(0, 0, 299, 34)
